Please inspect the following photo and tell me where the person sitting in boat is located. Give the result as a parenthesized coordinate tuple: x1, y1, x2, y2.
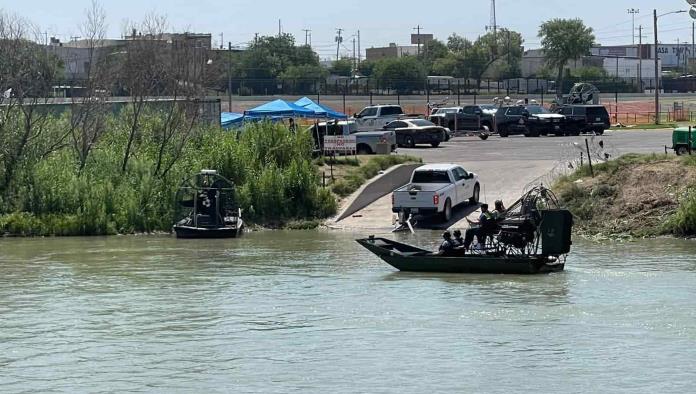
(453, 230, 465, 247)
(437, 231, 457, 256)
(464, 204, 496, 250)
(493, 200, 507, 220)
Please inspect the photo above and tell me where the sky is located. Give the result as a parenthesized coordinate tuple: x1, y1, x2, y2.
(1, 0, 695, 60)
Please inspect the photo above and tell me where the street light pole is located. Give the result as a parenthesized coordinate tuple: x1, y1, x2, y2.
(654, 9, 660, 125)
(653, 9, 688, 125)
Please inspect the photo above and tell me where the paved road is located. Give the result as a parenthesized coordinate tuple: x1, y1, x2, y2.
(333, 130, 672, 231)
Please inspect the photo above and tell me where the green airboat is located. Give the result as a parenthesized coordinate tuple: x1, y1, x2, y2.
(357, 186, 573, 275)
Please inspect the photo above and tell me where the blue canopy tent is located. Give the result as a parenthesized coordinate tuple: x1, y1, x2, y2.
(294, 97, 347, 119)
(221, 112, 245, 129)
(244, 99, 315, 118)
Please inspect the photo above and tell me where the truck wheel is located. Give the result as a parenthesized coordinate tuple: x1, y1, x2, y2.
(405, 136, 415, 148)
(357, 144, 372, 155)
(499, 127, 509, 138)
(431, 141, 441, 148)
(525, 128, 540, 137)
(470, 184, 480, 204)
(441, 199, 452, 222)
(676, 145, 689, 156)
(594, 128, 605, 136)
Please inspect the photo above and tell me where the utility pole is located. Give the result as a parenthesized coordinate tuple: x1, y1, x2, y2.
(486, 0, 498, 55)
(413, 25, 422, 56)
(219, 33, 224, 49)
(638, 25, 643, 92)
(335, 28, 344, 61)
(352, 35, 357, 72)
(692, 22, 695, 74)
(628, 8, 640, 45)
(254, 33, 259, 45)
(654, 9, 660, 125)
(278, 19, 282, 37)
(357, 30, 361, 65)
(302, 29, 311, 46)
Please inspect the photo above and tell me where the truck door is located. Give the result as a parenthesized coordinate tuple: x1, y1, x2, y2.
(452, 167, 470, 205)
(461, 106, 480, 130)
(355, 107, 379, 130)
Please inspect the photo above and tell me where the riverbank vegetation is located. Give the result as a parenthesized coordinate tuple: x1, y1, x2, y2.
(0, 111, 338, 236)
(554, 154, 696, 238)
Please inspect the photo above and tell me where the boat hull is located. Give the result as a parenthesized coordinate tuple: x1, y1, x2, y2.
(357, 238, 564, 275)
(174, 225, 243, 239)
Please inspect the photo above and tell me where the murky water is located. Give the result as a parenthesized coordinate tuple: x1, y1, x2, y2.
(1, 232, 695, 393)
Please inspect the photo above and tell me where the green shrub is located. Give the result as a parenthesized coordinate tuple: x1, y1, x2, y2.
(665, 187, 696, 235)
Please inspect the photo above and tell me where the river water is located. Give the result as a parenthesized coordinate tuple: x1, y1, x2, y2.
(1, 231, 695, 393)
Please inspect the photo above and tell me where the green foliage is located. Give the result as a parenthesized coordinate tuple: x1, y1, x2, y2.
(571, 66, 608, 80)
(539, 19, 595, 87)
(664, 187, 696, 236)
(0, 111, 338, 236)
(237, 34, 323, 81)
(330, 59, 354, 77)
(373, 56, 427, 93)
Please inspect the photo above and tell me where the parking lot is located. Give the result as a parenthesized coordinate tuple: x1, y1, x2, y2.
(334, 129, 673, 231)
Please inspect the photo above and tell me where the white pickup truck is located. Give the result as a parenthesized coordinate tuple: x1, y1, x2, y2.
(352, 105, 406, 131)
(392, 164, 480, 222)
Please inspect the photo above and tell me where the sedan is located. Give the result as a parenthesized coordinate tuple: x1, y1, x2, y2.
(385, 119, 448, 148)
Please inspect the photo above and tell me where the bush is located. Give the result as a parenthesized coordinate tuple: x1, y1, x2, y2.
(0, 112, 337, 236)
(665, 187, 696, 236)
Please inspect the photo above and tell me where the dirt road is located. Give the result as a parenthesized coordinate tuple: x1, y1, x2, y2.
(333, 130, 672, 231)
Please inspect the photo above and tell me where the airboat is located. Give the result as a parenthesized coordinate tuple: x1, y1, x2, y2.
(357, 186, 573, 275)
(173, 170, 244, 239)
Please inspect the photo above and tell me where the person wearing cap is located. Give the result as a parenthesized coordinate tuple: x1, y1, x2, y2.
(464, 204, 495, 250)
(437, 231, 456, 256)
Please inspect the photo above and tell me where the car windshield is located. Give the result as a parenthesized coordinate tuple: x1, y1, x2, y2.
(526, 106, 551, 115)
(436, 108, 459, 114)
(412, 170, 451, 183)
(410, 119, 435, 127)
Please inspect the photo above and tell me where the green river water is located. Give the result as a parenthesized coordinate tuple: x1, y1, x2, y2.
(1, 231, 695, 393)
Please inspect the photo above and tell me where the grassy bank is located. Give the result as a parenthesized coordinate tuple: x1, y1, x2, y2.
(0, 108, 337, 236)
(554, 153, 696, 238)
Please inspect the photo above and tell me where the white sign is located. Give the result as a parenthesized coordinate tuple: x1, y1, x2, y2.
(323, 135, 357, 153)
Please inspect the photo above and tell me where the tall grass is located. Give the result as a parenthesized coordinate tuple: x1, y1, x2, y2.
(0, 110, 337, 236)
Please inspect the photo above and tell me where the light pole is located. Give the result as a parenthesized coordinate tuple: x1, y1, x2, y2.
(628, 9, 640, 45)
(654, 9, 687, 125)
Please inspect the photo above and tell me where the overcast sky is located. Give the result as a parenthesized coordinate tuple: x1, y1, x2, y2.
(1, 0, 694, 59)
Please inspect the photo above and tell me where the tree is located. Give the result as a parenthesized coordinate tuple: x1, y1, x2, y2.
(329, 58, 353, 77)
(447, 33, 473, 53)
(69, 0, 111, 172)
(0, 11, 63, 200)
(373, 56, 426, 93)
(539, 19, 595, 95)
(419, 39, 449, 73)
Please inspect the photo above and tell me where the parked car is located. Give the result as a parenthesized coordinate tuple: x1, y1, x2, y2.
(554, 105, 610, 135)
(384, 119, 448, 148)
(428, 105, 495, 132)
(309, 120, 396, 155)
(495, 105, 565, 137)
(352, 105, 405, 131)
(672, 127, 696, 156)
(392, 164, 480, 222)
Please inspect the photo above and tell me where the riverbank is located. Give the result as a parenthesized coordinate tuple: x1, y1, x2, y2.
(554, 153, 696, 238)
